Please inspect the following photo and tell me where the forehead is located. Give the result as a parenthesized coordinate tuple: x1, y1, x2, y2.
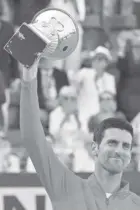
(101, 128, 132, 144)
(92, 55, 109, 63)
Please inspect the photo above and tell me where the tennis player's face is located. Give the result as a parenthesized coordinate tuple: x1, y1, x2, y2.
(97, 128, 132, 174)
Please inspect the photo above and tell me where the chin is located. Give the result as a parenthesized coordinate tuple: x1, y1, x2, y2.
(103, 164, 123, 174)
(108, 168, 123, 175)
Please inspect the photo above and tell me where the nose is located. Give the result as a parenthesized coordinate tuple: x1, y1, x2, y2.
(114, 144, 123, 156)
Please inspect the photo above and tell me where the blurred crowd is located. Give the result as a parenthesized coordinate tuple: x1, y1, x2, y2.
(0, 0, 140, 174)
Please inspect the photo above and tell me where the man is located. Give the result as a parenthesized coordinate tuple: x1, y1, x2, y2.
(49, 85, 80, 139)
(38, 57, 70, 97)
(20, 60, 140, 210)
(74, 46, 116, 131)
(49, 85, 81, 170)
(90, 91, 126, 127)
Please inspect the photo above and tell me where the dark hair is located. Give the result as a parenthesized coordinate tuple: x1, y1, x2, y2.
(93, 117, 133, 145)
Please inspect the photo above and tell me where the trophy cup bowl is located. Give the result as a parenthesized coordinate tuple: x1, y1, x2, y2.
(30, 8, 79, 60)
(4, 8, 79, 68)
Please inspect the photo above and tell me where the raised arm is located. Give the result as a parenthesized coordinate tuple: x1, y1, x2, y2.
(20, 61, 82, 202)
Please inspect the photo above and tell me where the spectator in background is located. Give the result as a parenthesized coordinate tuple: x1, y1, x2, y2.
(49, 85, 81, 145)
(38, 58, 70, 137)
(53, 65, 70, 95)
(49, 85, 82, 170)
(39, 58, 70, 97)
(87, 91, 126, 139)
(49, 85, 92, 171)
(116, 36, 140, 122)
(0, 18, 19, 138)
(74, 46, 116, 131)
(93, 91, 126, 126)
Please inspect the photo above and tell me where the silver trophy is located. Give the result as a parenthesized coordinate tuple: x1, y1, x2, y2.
(4, 8, 79, 68)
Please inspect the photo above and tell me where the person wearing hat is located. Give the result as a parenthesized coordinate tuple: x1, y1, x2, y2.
(48, 85, 82, 171)
(90, 46, 113, 79)
(49, 85, 81, 142)
(74, 46, 116, 131)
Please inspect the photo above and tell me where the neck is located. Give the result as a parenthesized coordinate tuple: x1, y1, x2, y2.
(94, 161, 122, 193)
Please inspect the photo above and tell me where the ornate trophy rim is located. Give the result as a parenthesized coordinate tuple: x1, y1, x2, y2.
(31, 7, 79, 43)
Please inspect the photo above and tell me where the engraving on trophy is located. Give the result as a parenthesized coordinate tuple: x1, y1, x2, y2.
(49, 17, 64, 32)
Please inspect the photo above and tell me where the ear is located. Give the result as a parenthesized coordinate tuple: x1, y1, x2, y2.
(91, 141, 99, 157)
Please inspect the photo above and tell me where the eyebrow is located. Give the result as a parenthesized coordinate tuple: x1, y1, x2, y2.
(107, 139, 118, 142)
(107, 139, 131, 145)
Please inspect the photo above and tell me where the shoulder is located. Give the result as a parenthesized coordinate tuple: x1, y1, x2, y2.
(130, 192, 140, 206)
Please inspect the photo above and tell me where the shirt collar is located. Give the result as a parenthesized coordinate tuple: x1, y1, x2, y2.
(87, 173, 130, 199)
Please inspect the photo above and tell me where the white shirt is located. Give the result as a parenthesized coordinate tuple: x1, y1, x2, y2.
(75, 68, 116, 131)
(49, 106, 81, 148)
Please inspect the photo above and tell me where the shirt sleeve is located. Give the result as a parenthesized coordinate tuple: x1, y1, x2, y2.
(20, 78, 82, 202)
